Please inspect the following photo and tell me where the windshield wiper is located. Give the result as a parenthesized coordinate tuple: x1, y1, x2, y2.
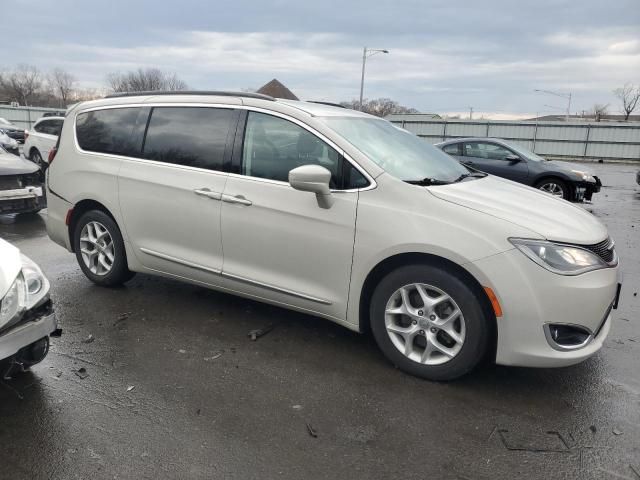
(453, 172, 487, 182)
(404, 177, 451, 186)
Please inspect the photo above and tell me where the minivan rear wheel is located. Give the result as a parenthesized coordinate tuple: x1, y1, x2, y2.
(370, 264, 491, 381)
(73, 210, 135, 286)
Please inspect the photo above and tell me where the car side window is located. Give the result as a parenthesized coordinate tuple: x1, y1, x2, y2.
(34, 121, 47, 134)
(142, 107, 234, 172)
(50, 119, 63, 136)
(442, 143, 461, 155)
(76, 107, 140, 156)
(241, 111, 368, 190)
(464, 142, 512, 161)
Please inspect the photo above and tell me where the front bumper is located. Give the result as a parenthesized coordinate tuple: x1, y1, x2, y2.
(0, 311, 58, 362)
(0, 185, 46, 213)
(578, 176, 601, 202)
(466, 248, 619, 368)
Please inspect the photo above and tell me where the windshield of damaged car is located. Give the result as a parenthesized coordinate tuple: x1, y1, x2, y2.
(319, 116, 468, 184)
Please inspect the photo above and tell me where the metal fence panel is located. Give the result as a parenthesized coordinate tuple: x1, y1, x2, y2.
(0, 106, 65, 130)
(387, 115, 640, 161)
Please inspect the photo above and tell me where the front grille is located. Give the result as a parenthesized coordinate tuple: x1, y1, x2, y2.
(0, 172, 43, 191)
(583, 237, 615, 264)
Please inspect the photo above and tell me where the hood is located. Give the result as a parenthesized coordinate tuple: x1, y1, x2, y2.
(0, 239, 21, 299)
(0, 151, 39, 175)
(544, 159, 594, 176)
(428, 175, 608, 244)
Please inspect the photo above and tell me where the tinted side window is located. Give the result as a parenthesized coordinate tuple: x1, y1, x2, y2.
(50, 119, 63, 136)
(34, 121, 47, 134)
(143, 107, 234, 171)
(464, 142, 512, 161)
(442, 143, 461, 155)
(76, 108, 140, 155)
(242, 111, 368, 190)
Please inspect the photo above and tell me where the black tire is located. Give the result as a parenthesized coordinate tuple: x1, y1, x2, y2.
(535, 178, 571, 200)
(370, 264, 492, 381)
(73, 209, 135, 286)
(30, 149, 44, 168)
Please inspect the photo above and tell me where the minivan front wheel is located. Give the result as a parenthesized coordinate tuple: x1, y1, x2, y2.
(73, 210, 135, 286)
(370, 265, 491, 381)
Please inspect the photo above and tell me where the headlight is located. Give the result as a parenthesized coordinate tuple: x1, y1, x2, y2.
(570, 170, 595, 182)
(20, 254, 50, 309)
(0, 274, 26, 329)
(509, 238, 608, 275)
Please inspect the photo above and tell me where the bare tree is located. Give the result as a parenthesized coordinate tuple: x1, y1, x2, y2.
(49, 68, 76, 107)
(591, 103, 609, 122)
(0, 64, 43, 106)
(340, 98, 419, 117)
(613, 83, 640, 121)
(107, 68, 188, 92)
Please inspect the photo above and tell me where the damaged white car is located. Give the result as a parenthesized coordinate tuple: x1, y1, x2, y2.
(0, 239, 59, 377)
(0, 144, 46, 215)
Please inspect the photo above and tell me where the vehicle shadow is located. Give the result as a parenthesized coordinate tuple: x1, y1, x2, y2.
(0, 211, 47, 240)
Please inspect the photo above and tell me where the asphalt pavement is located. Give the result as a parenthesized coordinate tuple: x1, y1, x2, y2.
(1, 162, 638, 480)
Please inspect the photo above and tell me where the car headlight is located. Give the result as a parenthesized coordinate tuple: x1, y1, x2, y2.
(0, 255, 49, 330)
(570, 170, 595, 182)
(509, 238, 609, 275)
(20, 254, 50, 309)
(0, 274, 26, 329)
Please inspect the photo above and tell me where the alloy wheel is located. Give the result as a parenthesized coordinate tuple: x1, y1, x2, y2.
(384, 283, 466, 365)
(79, 221, 115, 276)
(538, 182, 564, 197)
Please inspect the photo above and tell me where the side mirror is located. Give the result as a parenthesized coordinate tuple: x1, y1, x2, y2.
(504, 154, 520, 162)
(289, 164, 334, 209)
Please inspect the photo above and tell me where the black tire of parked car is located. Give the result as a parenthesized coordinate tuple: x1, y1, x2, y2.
(370, 264, 492, 381)
(73, 210, 136, 286)
(29, 149, 44, 168)
(535, 178, 571, 200)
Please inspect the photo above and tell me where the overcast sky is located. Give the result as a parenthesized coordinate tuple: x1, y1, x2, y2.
(6, 0, 640, 118)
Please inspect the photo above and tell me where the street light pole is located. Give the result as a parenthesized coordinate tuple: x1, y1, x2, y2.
(534, 89, 572, 122)
(359, 47, 389, 111)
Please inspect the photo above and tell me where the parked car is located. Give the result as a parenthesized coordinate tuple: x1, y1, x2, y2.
(0, 131, 20, 156)
(0, 145, 46, 214)
(0, 117, 26, 143)
(46, 92, 620, 381)
(0, 238, 59, 377)
(24, 116, 64, 167)
(436, 138, 601, 201)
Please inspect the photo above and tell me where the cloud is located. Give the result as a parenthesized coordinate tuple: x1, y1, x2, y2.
(3, 1, 640, 116)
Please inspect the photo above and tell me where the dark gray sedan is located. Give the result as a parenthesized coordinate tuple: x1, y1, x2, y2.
(435, 137, 601, 201)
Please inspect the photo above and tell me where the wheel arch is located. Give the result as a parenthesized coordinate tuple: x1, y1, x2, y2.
(68, 199, 118, 253)
(358, 252, 497, 358)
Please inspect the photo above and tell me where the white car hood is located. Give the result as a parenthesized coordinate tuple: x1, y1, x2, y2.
(0, 239, 21, 299)
(428, 176, 608, 244)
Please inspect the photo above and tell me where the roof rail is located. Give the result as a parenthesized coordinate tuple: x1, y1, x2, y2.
(104, 90, 275, 101)
(307, 101, 347, 108)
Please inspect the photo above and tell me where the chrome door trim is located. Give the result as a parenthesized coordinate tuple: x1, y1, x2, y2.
(221, 271, 332, 305)
(139, 247, 222, 275)
(139, 247, 331, 305)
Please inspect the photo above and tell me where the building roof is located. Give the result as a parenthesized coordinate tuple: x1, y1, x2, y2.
(256, 79, 299, 100)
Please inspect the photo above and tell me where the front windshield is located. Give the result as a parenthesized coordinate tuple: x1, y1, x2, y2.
(319, 117, 468, 182)
(501, 140, 546, 162)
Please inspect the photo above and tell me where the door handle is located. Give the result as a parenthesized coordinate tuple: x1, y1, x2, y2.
(222, 194, 252, 206)
(194, 188, 222, 200)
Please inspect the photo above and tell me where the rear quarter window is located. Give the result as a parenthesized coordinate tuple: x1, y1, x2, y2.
(76, 107, 140, 156)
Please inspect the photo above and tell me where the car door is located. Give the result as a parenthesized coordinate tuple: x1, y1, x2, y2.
(220, 111, 368, 319)
(118, 106, 238, 284)
(462, 141, 529, 182)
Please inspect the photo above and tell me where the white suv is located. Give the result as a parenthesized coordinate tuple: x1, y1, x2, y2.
(45, 91, 620, 380)
(24, 116, 64, 167)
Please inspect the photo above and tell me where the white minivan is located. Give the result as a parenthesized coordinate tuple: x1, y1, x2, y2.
(45, 91, 621, 380)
